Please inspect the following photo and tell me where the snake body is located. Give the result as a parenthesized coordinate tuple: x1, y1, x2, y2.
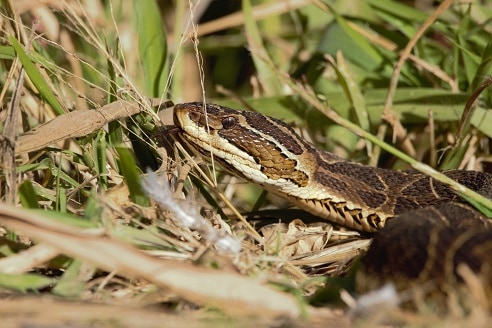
(173, 102, 492, 308)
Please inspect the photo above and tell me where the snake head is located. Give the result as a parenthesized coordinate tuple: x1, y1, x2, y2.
(173, 102, 262, 175)
(174, 102, 244, 132)
(173, 102, 313, 189)
(173, 102, 250, 162)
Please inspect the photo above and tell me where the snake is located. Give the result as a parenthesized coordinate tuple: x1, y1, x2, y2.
(172, 102, 492, 309)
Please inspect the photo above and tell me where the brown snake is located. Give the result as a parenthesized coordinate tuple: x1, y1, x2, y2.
(173, 102, 492, 308)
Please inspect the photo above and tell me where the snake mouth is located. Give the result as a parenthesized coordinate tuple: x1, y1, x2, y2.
(173, 103, 194, 131)
(173, 103, 209, 144)
(173, 103, 219, 143)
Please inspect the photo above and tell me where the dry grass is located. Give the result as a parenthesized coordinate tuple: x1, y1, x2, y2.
(0, 0, 491, 326)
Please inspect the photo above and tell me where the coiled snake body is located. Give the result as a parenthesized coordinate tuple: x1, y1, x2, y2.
(173, 102, 492, 308)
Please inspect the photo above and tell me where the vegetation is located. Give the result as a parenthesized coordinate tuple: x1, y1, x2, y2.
(0, 0, 491, 326)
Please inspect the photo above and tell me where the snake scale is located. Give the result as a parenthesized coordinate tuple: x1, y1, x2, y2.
(172, 102, 492, 309)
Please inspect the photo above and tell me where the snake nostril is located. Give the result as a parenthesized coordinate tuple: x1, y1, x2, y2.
(189, 111, 201, 123)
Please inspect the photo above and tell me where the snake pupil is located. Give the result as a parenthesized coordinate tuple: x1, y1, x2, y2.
(221, 116, 237, 129)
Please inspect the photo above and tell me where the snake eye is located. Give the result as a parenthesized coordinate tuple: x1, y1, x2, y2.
(221, 116, 237, 129)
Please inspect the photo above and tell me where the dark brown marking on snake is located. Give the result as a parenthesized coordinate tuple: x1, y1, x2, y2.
(379, 170, 421, 187)
(243, 111, 305, 155)
(445, 170, 492, 198)
(218, 125, 309, 187)
(361, 203, 492, 286)
(321, 161, 386, 191)
(393, 197, 421, 214)
(181, 102, 239, 117)
(401, 178, 457, 203)
(358, 190, 387, 209)
(313, 170, 348, 192)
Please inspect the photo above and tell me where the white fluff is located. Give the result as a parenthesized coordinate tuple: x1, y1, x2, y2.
(142, 169, 241, 254)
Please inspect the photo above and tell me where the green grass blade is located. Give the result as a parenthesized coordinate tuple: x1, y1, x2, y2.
(133, 0, 168, 97)
(370, 8, 417, 38)
(18, 180, 40, 209)
(330, 54, 370, 133)
(472, 39, 492, 92)
(17, 158, 80, 189)
(319, 12, 383, 71)
(368, 0, 427, 22)
(242, 0, 282, 95)
(0, 272, 55, 293)
(23, 209, 99, 229)
(94, 130, 108, 191)
(116, 146, 149, 206)
(457, 11, 479, 87)
(0, 45, 15, 59)
(9, 36, 65, 115)
(52, 259, 96, 297)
